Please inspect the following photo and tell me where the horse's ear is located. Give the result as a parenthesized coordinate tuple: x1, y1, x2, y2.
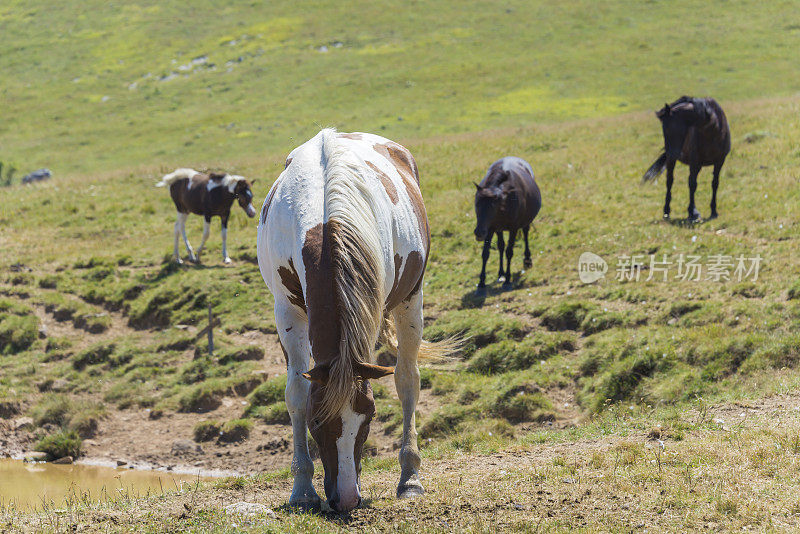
(354, 361, 394, 380)
(302, 363, 331, 385)
(474, 182, 482, 190)
(249, 179, 257, 186)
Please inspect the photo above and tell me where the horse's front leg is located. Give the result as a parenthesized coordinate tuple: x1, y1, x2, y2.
(392, 291, 424, 499)
(687, 163, 702, 221)
(478, 230, 494, 290)
(194, 216, 211, 262)
(709, 158, 725, 220)
(664, 159, 676, 219)
(221, 213, 232, 264)
(496, 231, 505, 282)
(178, 212, 196, 262)
(275, 300, 321, 509)
(522, 225, 532, 269)
(503, 228, 517, 289)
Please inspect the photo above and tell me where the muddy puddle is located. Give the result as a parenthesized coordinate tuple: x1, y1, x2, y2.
(0, 459, 208, 510)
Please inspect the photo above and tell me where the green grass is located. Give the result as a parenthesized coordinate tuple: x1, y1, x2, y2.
(34, 430, 82, 461)
(1, 0, 800, 527)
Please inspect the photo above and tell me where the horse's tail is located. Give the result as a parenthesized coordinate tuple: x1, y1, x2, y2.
(319, 128, 386, 423)
(380, 317, 462, 363)
(642, 152, 667, 183)
(156, 168, 198, 187)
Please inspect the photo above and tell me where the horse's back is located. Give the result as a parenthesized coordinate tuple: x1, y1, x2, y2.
(485, 157, 542, 227)
(257, 130, 429, 315)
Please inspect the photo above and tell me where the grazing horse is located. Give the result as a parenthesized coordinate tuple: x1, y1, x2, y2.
(257, 129, 452, 513)
(642, 96, 731, 221)
(156, 168, 256, 264)
(473, 157, 541, 290)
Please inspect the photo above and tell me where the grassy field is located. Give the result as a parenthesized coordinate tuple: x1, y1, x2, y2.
(2, 0, 800, 531)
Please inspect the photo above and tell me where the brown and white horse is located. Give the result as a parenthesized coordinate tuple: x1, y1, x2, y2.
(157, 169, 257, 263)
(257, 129, 452, 512)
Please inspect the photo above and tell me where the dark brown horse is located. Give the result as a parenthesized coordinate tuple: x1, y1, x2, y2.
(643, 96, 731, 221)
(474, 157, 541, 290)
(157, 168, 257, 264)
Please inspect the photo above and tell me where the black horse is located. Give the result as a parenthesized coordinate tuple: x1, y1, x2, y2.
(473, 157, 541, 290)
(643, 96, 731, 221)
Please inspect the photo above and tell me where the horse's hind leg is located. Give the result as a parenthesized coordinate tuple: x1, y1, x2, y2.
(709, 159, 724, 220)
(664, 159, 676, 219)
(687, 163, 702, 221)
(522, 225, 532, 269)
(195, 217, 211, 261)
(173, 213, 184, 264)
(503, 228, 517, 289)
(496, 231, 505, 282)
(178, 212, 196, 262)
(478, 230, 494, 289)
(275, 300, 321, 509)
(392, 291, 424, 499)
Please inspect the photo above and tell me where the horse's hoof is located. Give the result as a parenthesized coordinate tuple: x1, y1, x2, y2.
(289, 493, 321, 511)
(523, 259, 532, 269)
(397, 483, 424, 499)
(663, 213, 670, 220)
(223, 257, 232, 264)
(175, 258, 184, 265)
(502, 281, 513, 290)
(707, 213, 718, 220)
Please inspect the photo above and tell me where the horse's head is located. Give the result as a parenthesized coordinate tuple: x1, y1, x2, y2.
(473, 182, 514, 241)
(302, 361, 394, 513)
(231, 177, 257, 218)
(657, 98, 710, 160)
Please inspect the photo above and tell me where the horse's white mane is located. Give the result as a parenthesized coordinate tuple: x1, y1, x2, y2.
(156, 169, 246, 193)
(317, 128, 386, 423)
(219, 174, 247, 193)
(155, 168, 199, 187)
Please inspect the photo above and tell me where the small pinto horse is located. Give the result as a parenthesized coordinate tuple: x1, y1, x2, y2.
(473, 157, 541, 290)
(643, 96, 731, 221)
(258, 129, 452, 513)
(157, 168, 257, 264)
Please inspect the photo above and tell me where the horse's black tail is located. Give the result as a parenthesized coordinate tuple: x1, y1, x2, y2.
(642, 152, 667, 183)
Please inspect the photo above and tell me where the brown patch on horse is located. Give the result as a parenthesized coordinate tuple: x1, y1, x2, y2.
(169, 172, 209, 214)
(285, 156, 293, 169)
(385, 251, 425, 312)
(302, 223, 341, 364)
(366, 161, 398, 204)
(373, 142, 419, 185)
(338, 132, 363, 141)
(277, 258, 306, 313)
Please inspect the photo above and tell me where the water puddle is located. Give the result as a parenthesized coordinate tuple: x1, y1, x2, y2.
(0, 459, 207, 510)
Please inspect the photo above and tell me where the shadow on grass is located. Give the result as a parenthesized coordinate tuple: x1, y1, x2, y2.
(460, 273, 523, 309)
(663, 216, 708, 228)
(275, 497, 376, 522)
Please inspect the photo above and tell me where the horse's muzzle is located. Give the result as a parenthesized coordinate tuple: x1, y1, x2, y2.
(245, 204, 256, 218)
